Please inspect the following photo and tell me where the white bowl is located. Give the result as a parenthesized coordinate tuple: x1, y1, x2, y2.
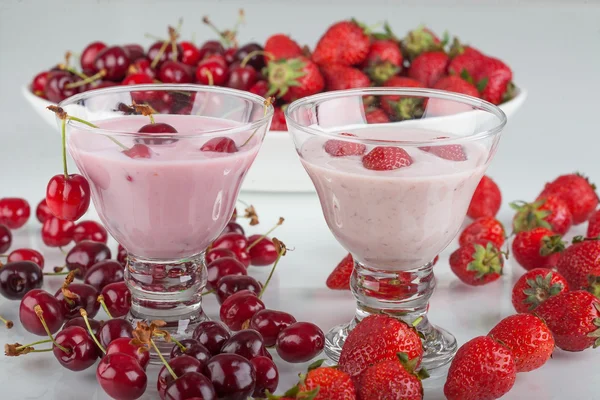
(22, 84, 527, 193)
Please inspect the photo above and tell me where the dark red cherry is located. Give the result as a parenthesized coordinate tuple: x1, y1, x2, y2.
(36, 199, 52, 223)
(130, 58, 155, 78)
(223, 223, 244, 237)
(41, 217, 75, 247)
(169, 339, 211, 367)
(206, 257, 246, 290)
(180, 41, 201, 66)
(227, 66, 257, 91)
(122, 72, 154, 86)
(249, 80, 269, 97)
(204, 53, 227, 67)
(73, 220, 108, 244)
(117, 244, 128, 267)
(123, 44, 146, 62)
(234, 43, 266, 70)
(216, 275, 261, 304)
(251, 356, 279, 397)
(195, 60, 228, 86)
(95, 46, 131, 81)
(100, 281, 131, 318)
(192, 321, 230, 356)
(200, 137, 238, 153)
(165, 371, 217, 400)
(206, 248, 236, 265)
(198, 41, 225, 60)
(276, 322, 325, 363)
(220, 290, 265, 331)
(0, 261, 43, 300)
(46, 174, 91, 222)
(81, 41, 108, 74)
(211, 233, 250, 267)
(157, 355, 203, 399)
(221, 329, 268, 361)
(98, 318, 134, 349)
(0, 197, 31, 229)
(53, 325, 98, 371)
(7, 248, 44, 269)
(97, 352, 147, 400)
(204, 353, 256, 400)
(135, 122, 178, 146)
(44, 71, 82, 103)
(249, 309, 297, 347)
(66, 240, 112, 279)
(106, 337, 150, 370)
(147, 41, 183, 68)
(31, 71, 50, 97)
(64, 316, 101, 337)
(84, 260, 124, 290)
(0, 224, 11, 253)
(159, 60, 193, 84)
(55, 283, 99, 320)
(19, 289, 65, 336)
(247, 235, 278, 266)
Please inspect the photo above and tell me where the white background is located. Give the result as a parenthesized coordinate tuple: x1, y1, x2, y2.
(1, 0, 600, 399)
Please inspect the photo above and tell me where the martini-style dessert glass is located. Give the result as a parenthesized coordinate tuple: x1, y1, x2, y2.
(57, 84, 273, 353)
(285, 88, 506, 369)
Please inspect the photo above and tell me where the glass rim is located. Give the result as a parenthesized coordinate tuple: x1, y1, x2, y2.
(284, 87, 507, 146)
(57, 84, 275, 137)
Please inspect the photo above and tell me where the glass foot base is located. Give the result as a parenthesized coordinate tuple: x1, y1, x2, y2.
(325, 320, 457, 371)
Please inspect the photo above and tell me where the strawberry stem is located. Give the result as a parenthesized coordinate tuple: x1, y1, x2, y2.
(34, 305, 70, 354)
(97, 295, 114, 319)
(80, 308, 106, 354)
(247, 217, 284, 250)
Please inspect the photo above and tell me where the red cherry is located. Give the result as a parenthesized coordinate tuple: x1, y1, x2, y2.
(204, 53, 227, 67)
(147, 41, 183, 68)
(200, 137, 238, 153)
(227, 66, 257, 91)
(0, 224, 12, 253)
(159, 60, 193, 84)
(55, 283, 99, 320)
(31, 71, 50, 97)
(53, 325, 98, 371)
(81, 41, 108, 74)
(19, 289, 65, 336)
(247, 235, 278, 266)
(276, 322, 325, 363)
(95, 46, 131, 81)
(249, 309, 297, 347)
(89, 80, 119, 90)
(122, 72, 154, 86)
(36, 199, 53, 223)
(224, 48, 237, 64)
(123, 44, 146, 62)
(198, 41, 225, 60)
(216, 275, 261, 304)
(97, 353, 147, 400)
(192, 321, 231, 356)
(251, 356, 279, 397)
(66, 240, 112, 278)
(135, 122, 178, 146)
(98, 318, 134, 349)
(164, 371, 217, 400)
(45, 71, 82, 103)
(130, 58, 155, 78)
(106, 337, 150, 370)
(7, 248, 44, 269)
(73, 220, 108, 244)
(46, 174, 91, 222)
(221, 329, 269, 361)
(249, 81, 269, 97)
(206, 257, 247, 290)
(220, 290, 265, 331)
(169, 339, 211, 367)
(222, 222, 245, 236)
(0, 197, 31, 229)
(204, 353, 257, 399)
(41, 217, 75, 247)
(157, 355, 203, 399)
(84, 260, 124, 290)
(123, 143, 153, 159)
(212, 233, 250, 267)
(64, 315, 102, 337)
(180, 41, 202, 66)
(117, 244, 128, 267)
(0, 261, 43, 300)
(100, 281, 131, 318)
(195, 60, 229, 86)
(206, 248, 236, 264)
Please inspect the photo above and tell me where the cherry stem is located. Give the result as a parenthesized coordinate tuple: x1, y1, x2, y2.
(80, 308, 106, 354)
(150, 338, 177, 380)
(34, 305, 70, 354)
(240, 50, 274, 68)
(65, 70, 107, 89)
(97, 295, 114, 319)
(0, 315, 13, 329)
(60, 118, 68, 178)
(202, 69, 214, 86)
(151, 40, 170, 69)
(68, 116, 128, 151)
(201, 289, 215, 296)
(240, 98, 274, 148)
(43, 271, 71, 276)
(258, 239, 286, 299)
(61, 66, 89, 80)
(17, 339, 53, 349)
(247, 217, 284, 250)
(172, 337, 187, 352)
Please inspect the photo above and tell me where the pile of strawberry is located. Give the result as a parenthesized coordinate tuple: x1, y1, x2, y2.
(30, 15, 515, 132)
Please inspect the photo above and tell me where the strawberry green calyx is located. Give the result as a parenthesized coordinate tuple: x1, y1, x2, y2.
(366, 61, 400, 85)
(466, 243, 503, 280)
(539, 235, 565, 256)
(448, 37, 466, 58)
(586, 302, 600, 348)
(523, 271, 565, 310)
(510, 200, 553, 233)
(307, 359, 326, 371)
(386, 98, 424, 121)
(396, 352, 430, 380)
(402, 25, 444, 60)
(372, 21, 399, 41)
(266, 58, 307, 98)
(587, 275, 600, 299)
(502, 82, 516, 102)
(269, 384, 319, 400)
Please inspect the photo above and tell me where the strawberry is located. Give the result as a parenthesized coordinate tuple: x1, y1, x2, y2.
(363, 39, 402, 84)
(297, 361, 356, 400)
(402, 26, 443, 60)
(264, 33, 303, 61)
(444, 336, 517, 400)
(338, 314, 423, 379)
(459, 216, 505, 248)
(324, 133, 366, 157)
(326, 253, 353, 290)
(587, 209, 600, 238)
(380, 76, 425, 120)
(536, 290, 600, 351)
(585, 266, 600, 298)
(419, 137, 467, 161)
(538, 173, 598, 225)
(270, 106, 288, 131)
(364, 108, 390, 124)
(358, 353, 427, 400)
(511, 195, 573, 236)
(467, 176, 501, 219)
(556, 236, 600, 290)
(266, 56, 324, 102)
(511, 227, 564, 270)
(449, 242, 504, 286)
(362, 147, 413, 171)
(362, 274, 418, 300)
(472, 56, 513, 105)
(488, 314, 554, 372)
(321, 65, 371, 91)
(447, 47, 484, 78)
(511, 268, 569, 313)
(408, 51, 450, 87)
(312, 20, 370, 66)
(432, 75, 480, 98)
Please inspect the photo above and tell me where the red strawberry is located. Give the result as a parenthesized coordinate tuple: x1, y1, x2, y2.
(585, 266, 600, 298)
(363, 39, 402, 84)
(381, 76, 425, 120)
(444, 336, 517, 400)
(511, 268, 569, 313)
(473, 57, 513, 105)
(538, 173, 598, 225)
(433, 75, 480, 98)
(488, 314, 554, 372)
(408, 51, 449, 87)
(449, 242, 504, 286)
(298, 362, 356, 400)
(321, 65, 371, 91)
(338, 314, 423, 379)
(402, 26, 443, 60)
(326, 253, 353, 290)
(556, 236, 600, 290)
(448, 47, 484, 78)
(264, 33, 303, 61)
(511, 195, 573, 236)
(419, 137, 467, 161)
(536, 290, 600, 351)
(587, 209, 600, 238)
(512, 227, 564, 270)
(266, 56, 324, 102)
(364, 108, 390, 124)
(324, 133, 366, 157)
(362, 274, 418, 300)
(467, 176, 501, 219)
(270, 106, 287, 131)
(362, 147, 413, 171)
(358, 353, 427, 400)
(459, 217, 505, 248)
(312, 20, 370, 66)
